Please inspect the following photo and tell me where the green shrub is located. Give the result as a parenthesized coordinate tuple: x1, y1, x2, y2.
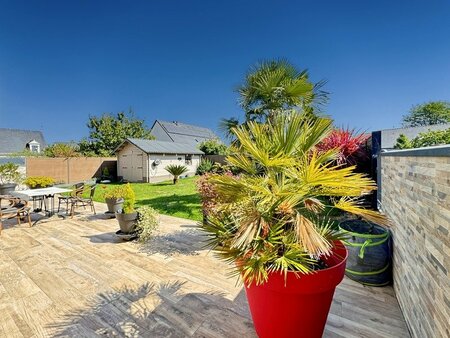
(122, 183, 136, 213)
(198, 139, 228, 155)
(0, 163, 22, 184)
(135, 206, 159, 243)
(412, 128, 450, 148)
(24, 176, 55, 189)
(196, 159, 214, 175)
(394, 129, 450, 149)
(103, 185, 125, 199)
(394, 134, 412, 149)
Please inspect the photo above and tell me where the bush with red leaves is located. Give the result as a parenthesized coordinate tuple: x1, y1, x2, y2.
(317, 128, 370, 168)
(197, 172, 236, 218)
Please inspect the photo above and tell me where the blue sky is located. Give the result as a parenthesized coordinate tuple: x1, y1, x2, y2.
(1, 0, 449, 143)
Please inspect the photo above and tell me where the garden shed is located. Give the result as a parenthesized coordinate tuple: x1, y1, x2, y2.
(115, 138, 203, 183)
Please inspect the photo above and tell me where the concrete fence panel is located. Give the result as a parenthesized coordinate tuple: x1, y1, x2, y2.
(26, 157, 117, 184)
(379, 145, 450, 338)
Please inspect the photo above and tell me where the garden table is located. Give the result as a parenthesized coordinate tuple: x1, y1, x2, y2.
(11, 187, 72, 225)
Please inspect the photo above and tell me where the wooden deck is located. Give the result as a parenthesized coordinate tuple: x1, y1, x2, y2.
(0, 203, 410, 337)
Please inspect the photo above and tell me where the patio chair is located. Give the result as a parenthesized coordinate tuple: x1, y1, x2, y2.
(57, 182, 84, 215)
(70, 184, 97, 218)
(0, 194, 32, 235)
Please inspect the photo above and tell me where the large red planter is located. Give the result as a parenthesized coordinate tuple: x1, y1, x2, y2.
(244, 241, 348, 338)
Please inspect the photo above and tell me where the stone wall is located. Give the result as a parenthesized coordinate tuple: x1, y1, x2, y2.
(380, 145, 450, 338)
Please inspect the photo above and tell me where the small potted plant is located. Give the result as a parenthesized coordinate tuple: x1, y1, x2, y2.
(0, 162, 22, 194)
(115, 183, 138, 234)
(201, 112, 388, 338)
(24, 176, 55, 189)
(102, 185, 125, 214)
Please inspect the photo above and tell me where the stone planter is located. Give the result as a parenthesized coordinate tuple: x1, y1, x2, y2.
(105, 198, 124, 213)
(0, 183, 17, 195)
(116, 212, 138, 234)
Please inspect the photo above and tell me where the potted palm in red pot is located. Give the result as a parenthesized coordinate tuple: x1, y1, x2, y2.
(201, 112, 387, 338)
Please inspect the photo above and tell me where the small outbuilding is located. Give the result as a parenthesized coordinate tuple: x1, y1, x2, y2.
(115, 138, 204, 183)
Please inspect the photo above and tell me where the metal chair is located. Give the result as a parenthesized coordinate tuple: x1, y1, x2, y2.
(57, 182, 84, 214)
(70, 184, 97, 218)
(0, 194, 32, 235)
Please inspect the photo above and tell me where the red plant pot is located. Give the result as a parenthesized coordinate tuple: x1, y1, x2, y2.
(244, 241, 348, 338)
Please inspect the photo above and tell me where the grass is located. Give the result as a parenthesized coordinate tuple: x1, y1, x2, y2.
(93, 176, 202, 221)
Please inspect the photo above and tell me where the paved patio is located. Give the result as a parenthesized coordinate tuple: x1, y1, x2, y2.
(0, 203, 410, 337)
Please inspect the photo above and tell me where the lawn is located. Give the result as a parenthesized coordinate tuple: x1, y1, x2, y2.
(93, 176, 202, 221)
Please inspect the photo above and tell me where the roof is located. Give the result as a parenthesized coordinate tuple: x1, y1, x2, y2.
(151, 120, 218, 145)
(0, 128, 47, 154)
(116, 138, 204, 155)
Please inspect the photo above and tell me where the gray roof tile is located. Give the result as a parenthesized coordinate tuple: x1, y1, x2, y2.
(156, 120, 217, 144)
(122, 138, 204, 155)
(0, 128, 47, 154)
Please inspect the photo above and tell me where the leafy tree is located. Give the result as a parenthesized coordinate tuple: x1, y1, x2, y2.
(220, 59, 327, 139)
(198, 138, 227, 155)
(402, 101, 450, 127)
(79, 110, 154, 156)
(394, 134, 412, 149)
(44, 143, 80, 157)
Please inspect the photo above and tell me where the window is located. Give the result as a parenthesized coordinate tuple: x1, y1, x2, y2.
(27, 140, 40, 153)
(185, 154, 192, 165)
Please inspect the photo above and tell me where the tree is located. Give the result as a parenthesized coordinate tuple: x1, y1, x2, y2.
(402, 101, 450, 127)
(203, 111, 386, 285)
(198, 138, 227, 155)
(220, 59, 328, 139)
(44, 143, 80, 157)
(79, 110, 154, 156)
(165, 164, 188, 184)
(394, 134, 412, 149)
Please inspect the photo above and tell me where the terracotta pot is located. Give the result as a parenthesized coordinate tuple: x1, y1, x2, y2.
(244, 241, 348, 338)
(116, 212, 138, 234)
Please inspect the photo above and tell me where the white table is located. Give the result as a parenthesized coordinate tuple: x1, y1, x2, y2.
(12, 187, 72, 223)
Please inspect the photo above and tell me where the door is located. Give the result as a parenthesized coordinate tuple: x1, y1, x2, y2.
(131, 151, 144, 182)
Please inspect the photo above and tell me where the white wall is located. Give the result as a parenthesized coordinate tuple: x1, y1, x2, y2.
(148, 154, 200, 183)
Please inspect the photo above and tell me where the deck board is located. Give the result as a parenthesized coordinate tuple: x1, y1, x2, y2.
(0, 203, 410, 337)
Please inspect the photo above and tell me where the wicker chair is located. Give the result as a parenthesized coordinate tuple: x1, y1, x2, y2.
(70, 184, 97, 218)
(0, 194, 32, 235)
(57, 182, 84, 215)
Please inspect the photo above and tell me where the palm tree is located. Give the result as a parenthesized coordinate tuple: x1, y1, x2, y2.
(220, 59, 328, 139)
(203, 111, 387, 285)
(165, 164, 188, 184)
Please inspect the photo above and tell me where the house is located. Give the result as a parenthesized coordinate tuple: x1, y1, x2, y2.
(0, 128, 47, 166)
(150, 120, 218, 146)
(115, 138, 204, 183)
(0, 128, 47, 155)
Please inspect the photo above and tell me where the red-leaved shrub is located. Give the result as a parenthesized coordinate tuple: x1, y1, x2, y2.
(317, 128, 370, 168)
(197, 172, 235, 218)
